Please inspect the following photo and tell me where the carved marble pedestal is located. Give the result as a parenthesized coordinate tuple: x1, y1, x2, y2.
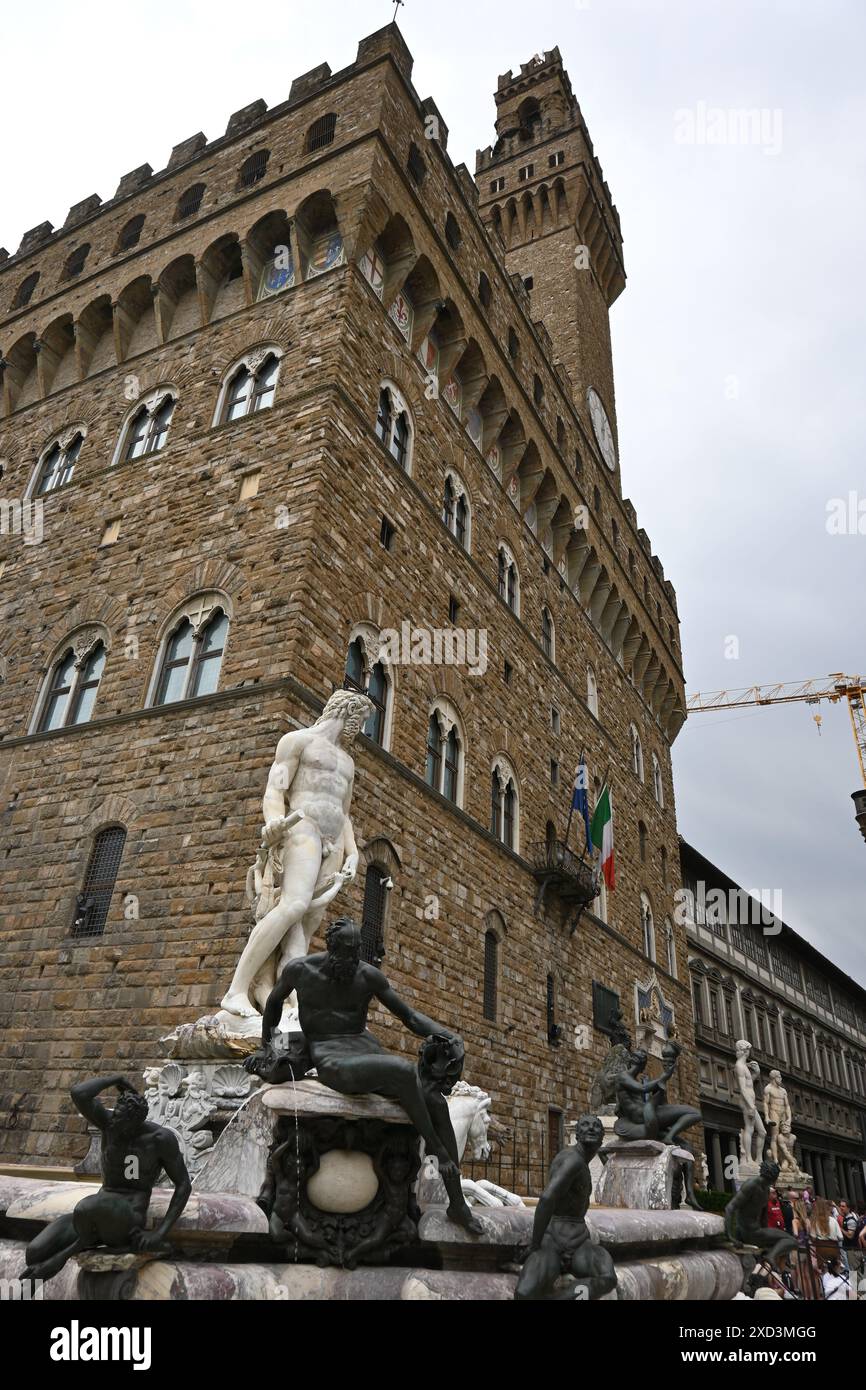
(195, 1081, 421, 1268)
(595, 1139, 695, 1211)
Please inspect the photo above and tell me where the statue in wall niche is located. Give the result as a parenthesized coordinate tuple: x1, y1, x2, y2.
(763, 1069, 793, 1167)
(515, 1115, 617, 1301)
(244, 916, 484, 1235)
(734, 1040, 767, 1166)
(725, 1160, 797, 1269)
(613, 1039, 702, 1146)
(219, 689, 373, 1026)
(19, 1076, 191, 1284)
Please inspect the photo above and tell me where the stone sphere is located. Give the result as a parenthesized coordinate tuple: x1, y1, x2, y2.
(306, 1150, 380, 1213)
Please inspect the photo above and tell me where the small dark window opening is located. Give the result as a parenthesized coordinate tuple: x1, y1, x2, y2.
(524, 275, 534, 291)
(448, 594, 459, 624)
(177, 183, 206, 219)
(508, 327, 519, 360)
(72, 826, 127, 938)
(117, 215, 145, 252)
(445, 213, 461, 250)
(239, 150, 270, 188)
(63, 244, 90, 280)
(13, 271, 39, 307)
(379, 515, 395, 550)
(407, 143, 426, 185)
(533, 374, 544, 405)
(478, 272, 492, 308)
(360, 863, 388, 966)
(546, 974, 561, 1045)
(483, 931, 498, 1021)
(503, 659, 512, 685)
(306, 113, 337, 152)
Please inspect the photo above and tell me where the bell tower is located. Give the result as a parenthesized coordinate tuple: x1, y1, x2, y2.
(476, 50, 626, 491)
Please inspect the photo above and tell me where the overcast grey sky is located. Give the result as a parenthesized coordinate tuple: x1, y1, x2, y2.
(3, 0, 864, 981)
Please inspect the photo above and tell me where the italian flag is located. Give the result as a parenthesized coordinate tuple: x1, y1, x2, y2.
(590, 784, 615, 890)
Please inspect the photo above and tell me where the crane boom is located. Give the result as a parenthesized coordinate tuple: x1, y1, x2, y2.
(686, 674, 866, 788)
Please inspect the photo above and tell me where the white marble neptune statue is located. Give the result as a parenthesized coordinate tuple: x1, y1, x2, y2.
(219, 688, 373, 1025)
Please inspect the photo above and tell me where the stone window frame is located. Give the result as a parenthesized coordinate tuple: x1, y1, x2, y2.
(663, 915, 677, 978)
(629, 723, 645, 782)
(111, 385, 179, 468)
(497, 541, 520, 617)
(541, 605, 555, 664)
(25, 424, 87, 499)
(145, 590, 233, 708)
(490, 753, 520, 853)
(212, 344, 284, 428)
(441, 467, 472, 552)
(28, 623, 111, 735)
(651, 751, 664, 809)
(586, 664, 599, 718)
(425, 696, 466, 809)
(482, 909, 506, 1023)
(344, 622, 395, 753)
(640, 890, 656, 963)
(374, 379, 414, 475)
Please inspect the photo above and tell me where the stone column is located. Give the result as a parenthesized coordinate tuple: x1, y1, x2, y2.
(711, 1131, 723, 1191)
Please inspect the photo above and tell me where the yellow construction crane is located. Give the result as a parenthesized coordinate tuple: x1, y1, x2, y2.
(685, 674, 866, 840)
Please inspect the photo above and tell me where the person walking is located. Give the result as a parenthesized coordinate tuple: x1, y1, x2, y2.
(791, 1198, 821, 1300)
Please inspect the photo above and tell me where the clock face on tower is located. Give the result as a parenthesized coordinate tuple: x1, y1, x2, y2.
(587, 387, 617, 472)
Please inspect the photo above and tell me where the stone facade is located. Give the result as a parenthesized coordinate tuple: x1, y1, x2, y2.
(682, 840, 866, 1205)
(0, 25, 694, 1169)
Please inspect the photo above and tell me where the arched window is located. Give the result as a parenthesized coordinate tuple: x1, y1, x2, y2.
(32, 431, 83, 496)
(497, 545, 519, 615)
(14, 271, 40, 307)
(62, 244, 90, 280)
(343, 636, 390, 748)
(442, 471, 470, 550)
(117, 391, 176, 463)
(443, 727, 460, 803)
(360, 862, 389, 965)
(152, 601, 229, 706)
(491, 757, 519, 852)
(478, 272, 492, 308)
(407, 143, 426, 185)
(425, 702, 464, 806)
(641, 892, 655, 961)
(239, 150, 270, 188)
(116, 215, 145, 252)
(664, 917, 677, 977)
(306, 113, 337, 152)
(36, 638, 106, 732)
(72, 826, 127, 938)
(541, 607, 554, 662)
(630, 724, 644, 782)
(638, 820, 647, 863)
(445, 213, 461, 250)
(652, 752, 664, 808)
(176, 183, 206, 220)
(217, 351, 280, 424)
(660, 845, 668, 886)
(375, 383, 413, 471)
(425, 713, 442, 790)
(586, 665, 599, 718)
(483, 929, 499, 1021)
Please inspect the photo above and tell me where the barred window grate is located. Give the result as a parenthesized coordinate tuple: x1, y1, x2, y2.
(176, 183, 206, 220)
(72, 826, 127, 938)
(360, 863, 387, 965)
(118, 215, 145, 251)
(239, 150, 270, 188)
(307, 114, 337, 153)
(483, 931, 498, 1021)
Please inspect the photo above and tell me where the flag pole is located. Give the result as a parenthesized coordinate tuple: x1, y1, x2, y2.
(563, 748, 584, 850)
(578, 763, 612, 866)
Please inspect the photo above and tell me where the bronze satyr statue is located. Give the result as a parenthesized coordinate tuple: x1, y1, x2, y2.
(515, 1114, 617, 1301)
(724, 1159, 797, 1269)
(614, 1042, 701, 1145)
(245, 916, 483, 1235)
(20, 1075, 191, 1283)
